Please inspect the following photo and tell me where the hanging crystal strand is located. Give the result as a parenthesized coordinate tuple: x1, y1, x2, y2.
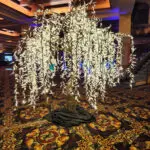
(73, 31, 79, 101)
(43, 14, 50, 95)
(84, 18, 90, 105)
(29, 38, 38, 107)
(92, 25, 99, 109)
(14, 64, 19, 107)
(14, 42, 21, 107)
(14, 3, 135, 109)
(41, 10, 46, 96)
(87, 21, 94, 109)
(20, 52, 26, 104)
(87, 19, 93, 107)
(129, 35, 136, 88)
(91, 0, 99, 108)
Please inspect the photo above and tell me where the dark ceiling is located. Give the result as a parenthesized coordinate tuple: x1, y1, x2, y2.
(0, 0, 150, 52)
(0, 0, 111, 51)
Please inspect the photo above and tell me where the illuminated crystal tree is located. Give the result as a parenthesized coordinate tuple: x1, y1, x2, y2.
(14, 4, 136, 110)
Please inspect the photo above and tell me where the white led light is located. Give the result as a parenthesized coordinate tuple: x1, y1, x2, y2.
(14, 4, 136, 109)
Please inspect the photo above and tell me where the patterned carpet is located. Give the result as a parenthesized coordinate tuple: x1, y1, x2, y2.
(0, 68, 150, 150)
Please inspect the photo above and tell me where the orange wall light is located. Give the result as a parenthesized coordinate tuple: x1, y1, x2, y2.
(89, 0, 110, 10)
(0, 17, 4, 20)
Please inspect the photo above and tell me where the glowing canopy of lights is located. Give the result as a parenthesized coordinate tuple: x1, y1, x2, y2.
(14, 5, 136, 109)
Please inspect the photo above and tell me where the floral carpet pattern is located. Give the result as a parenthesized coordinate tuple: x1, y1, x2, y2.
(13, 105, 50, 123)
(0, 69, 150, 150)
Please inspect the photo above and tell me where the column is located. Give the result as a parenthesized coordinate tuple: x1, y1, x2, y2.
(119, 13, 132, 69)
(119, 14, 131, 34)
(121, 37, 131, 68)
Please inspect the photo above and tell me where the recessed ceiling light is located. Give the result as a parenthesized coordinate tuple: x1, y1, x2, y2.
(9, 30, 14, 33)
(0, 30, 20, 37)
(2, 29, 15, 33)
(2, 28, 7, 31)
(6, 40, 12, 43)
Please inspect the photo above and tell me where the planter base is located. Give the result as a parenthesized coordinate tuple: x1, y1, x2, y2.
(49, 105, 95, 127)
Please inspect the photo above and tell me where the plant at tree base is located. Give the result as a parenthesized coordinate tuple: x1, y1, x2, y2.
(13, 4, 136, 110)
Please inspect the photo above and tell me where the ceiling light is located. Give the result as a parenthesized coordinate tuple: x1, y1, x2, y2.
(9, 30, 15, 33)
(2, 28, 7, 31)
(0, 30, 20, 37)
(6, 40, 12, 43)
(0, 17, 4, 20)
(2, 29, 14, 33)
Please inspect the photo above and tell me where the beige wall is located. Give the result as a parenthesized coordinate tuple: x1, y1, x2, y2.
(119, 14, 131, 34)
(119, 14, 132, 68)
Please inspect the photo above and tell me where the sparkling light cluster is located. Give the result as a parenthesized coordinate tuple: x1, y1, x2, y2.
(14, 5, 136, 109)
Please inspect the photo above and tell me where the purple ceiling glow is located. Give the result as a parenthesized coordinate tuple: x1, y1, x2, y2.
(30, 23, 42, 27)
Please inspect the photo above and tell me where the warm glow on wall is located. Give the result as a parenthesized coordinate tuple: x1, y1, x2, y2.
(6, 40, 12, 42)
(0, 17, 4, 20)
(89, 0, 110, 10)
(0, 49, 4, 53)
(2, 28, 7, 31)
